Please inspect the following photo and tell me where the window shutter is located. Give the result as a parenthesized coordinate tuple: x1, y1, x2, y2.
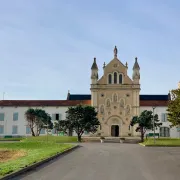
(161, 113, 164, 122)
(0, 125, 4, 134)
(52, 114, 55, 120)
(13, 113, 18, 121)
(0, 113, 4, 121)
(26, 127, 31, 134)
(59, 114, 62, 120)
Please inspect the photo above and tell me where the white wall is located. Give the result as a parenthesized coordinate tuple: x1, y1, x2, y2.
(140, 106, 179, 138)
(0, 105, 179, 138)
(0, 106, 68, 136)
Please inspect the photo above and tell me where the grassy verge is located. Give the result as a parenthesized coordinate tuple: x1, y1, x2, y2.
(0, 141, 74, 177)
(0, 136, 78, 143)
(22, 136, 78, 143)
(141, 138, 180, 146)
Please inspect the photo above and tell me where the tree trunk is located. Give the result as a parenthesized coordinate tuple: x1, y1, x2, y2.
(140, 127, 144, 142)
(77, 134, 81, 142)
(31, 129, 35, 136)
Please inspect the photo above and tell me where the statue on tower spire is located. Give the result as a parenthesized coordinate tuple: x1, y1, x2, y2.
(114, 46, 118, 57)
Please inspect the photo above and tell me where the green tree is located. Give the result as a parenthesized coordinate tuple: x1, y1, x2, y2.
(66, 105, 100, 142)
(167, 89, 180, 127)
(25, 108, 36, 136)
(35, 109, 53, 136)
(25, 108, 53, 136)
(130, 110, 162, 142)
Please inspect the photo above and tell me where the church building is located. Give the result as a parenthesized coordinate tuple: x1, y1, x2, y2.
(0, 46, 179, 138)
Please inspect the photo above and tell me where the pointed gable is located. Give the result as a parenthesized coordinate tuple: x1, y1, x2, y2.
(98, 57, 133, 85)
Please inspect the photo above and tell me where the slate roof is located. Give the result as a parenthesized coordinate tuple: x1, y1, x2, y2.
(68, 94, 169, 101)
(0, 95, 169, 107)
(68, 94, 91, 100)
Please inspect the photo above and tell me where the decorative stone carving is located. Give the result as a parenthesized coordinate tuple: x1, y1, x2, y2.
(106, 99, 110, 107)
(113, 94, 117, 102)
(108, 111, 111, 115)
(126, 105, 130, 115)
(114, 106, 117, 109)
(100, 105, 104, 114)
(120, 99, 124, 108)
(112, 118, 119, 124)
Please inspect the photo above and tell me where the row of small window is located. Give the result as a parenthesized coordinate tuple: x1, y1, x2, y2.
(0, 125, 19, 134)
(0, 125, 46, 134)
(0, 113, 18, 121)
(108, 72, 123, 84)
(0, 113, 63, 121)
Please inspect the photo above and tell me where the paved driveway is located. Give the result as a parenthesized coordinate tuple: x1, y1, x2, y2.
(13, 143, 180, 180)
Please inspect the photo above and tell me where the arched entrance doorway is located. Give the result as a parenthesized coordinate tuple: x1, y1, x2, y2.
(111, 125, 119, 137)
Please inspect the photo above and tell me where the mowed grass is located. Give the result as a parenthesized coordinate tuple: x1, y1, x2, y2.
(0, 137, 76, 177)
(23, 135, 78, 143)
(0, 137, 23, 141)
(0, 135, 78, 143)
(142, 138, 180, 146)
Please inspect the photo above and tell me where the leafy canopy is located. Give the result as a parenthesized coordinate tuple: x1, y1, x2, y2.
(25, 108, 53, 136)
(167, 89, 180, 127)
(130, 110, 162, 142)
(66, 104, 100, 141)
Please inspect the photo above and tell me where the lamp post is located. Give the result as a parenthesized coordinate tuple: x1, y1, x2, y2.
(152, 106, 156, 144)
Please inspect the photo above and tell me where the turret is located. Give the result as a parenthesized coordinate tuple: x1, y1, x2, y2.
(91, 57, 98, 84)
(132, 57, 140, 84)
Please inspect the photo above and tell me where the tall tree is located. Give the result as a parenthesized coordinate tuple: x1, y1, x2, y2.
(66, 105, 100, 142)
(130, 110, 162, 142)
(25, 108, 36, 136)
(167, 89, 180, 127)
(25, 108, 53, 136)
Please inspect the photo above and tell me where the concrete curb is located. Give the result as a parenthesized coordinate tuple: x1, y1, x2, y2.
(0, 145, 80, 180)
(139, 143, 180, 147)
(139, 143, 146, 146)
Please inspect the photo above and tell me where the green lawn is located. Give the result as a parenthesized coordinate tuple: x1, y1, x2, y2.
(0, 137, 24, 141)
(0, 141, 75, 177)
(23, 136, 78, 143)
(0, 135, 78, 143)
(141, 138, 180, 146)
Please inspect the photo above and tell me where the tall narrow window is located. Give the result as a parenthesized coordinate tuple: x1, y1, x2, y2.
(0, 113, 4, 121)
(0, 125, 4, 134)
(119, 74, 123, 84)
(26, 127, 31, 134)
(13, 112, 18, 121)
(12, 125, 18, 134)
(108, 74, 112, 84)
(114, 72, 117, 84)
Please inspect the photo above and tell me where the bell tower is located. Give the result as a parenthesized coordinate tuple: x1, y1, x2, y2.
(90, 57, 98, 109)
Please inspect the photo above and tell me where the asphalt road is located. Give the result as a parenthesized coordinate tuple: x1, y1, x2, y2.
(13, 143, 180, 180)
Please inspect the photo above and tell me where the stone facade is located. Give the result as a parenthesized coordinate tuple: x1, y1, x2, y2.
(90, 46, 140, 137)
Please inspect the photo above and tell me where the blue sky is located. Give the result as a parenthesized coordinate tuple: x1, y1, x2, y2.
(0, 0, 180, 100)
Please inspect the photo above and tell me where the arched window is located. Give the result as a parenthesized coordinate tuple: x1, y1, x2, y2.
(160, 127, 170, 137)
(119, 74, 123, 84)
(114, 72, 117, 84)
(108, 74, 112, 84)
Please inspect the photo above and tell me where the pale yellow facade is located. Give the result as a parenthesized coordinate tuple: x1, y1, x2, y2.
(90, 46, 140, 137)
